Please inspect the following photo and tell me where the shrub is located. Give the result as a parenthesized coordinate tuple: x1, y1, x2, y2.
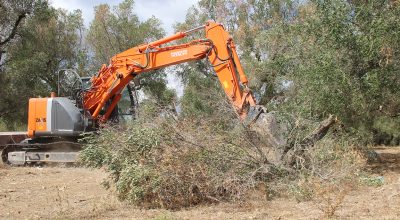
(80, 107, 367, 210)
(80, 114, 268, 209)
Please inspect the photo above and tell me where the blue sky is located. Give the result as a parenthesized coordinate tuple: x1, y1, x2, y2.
(50, 0, 199, 34)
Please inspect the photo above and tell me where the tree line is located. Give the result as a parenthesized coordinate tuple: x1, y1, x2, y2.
(1, 0, 399, 144)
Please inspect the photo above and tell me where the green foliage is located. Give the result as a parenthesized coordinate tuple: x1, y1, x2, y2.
(0, 119, 6, 132)
(86, 0, 165, 68)
(373, 117, 400, 145)
(180, 72, 222, 117)
(0, 0, 35, 126)
(359, 175, 384, 187)
(87, 0, 174, 107)
(279, 1, 400, 142)
(153, 213, 176, 220)
(80, 111, 265, 209)
(197, 0, 400, 143)
(139, 72, 176, 107)
(80, 103, 366, 209)
(0, 1, 85, 128)
(80, 123, 162, 205)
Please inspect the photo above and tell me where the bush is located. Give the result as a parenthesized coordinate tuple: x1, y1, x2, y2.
(80, 106, 367, 210)
(80, 113, 268, 209)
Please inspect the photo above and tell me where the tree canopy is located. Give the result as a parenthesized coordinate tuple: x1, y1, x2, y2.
(175, 0, 400, 144)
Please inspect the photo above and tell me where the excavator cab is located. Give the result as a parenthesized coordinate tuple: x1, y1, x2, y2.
(27, 70, 90, 138)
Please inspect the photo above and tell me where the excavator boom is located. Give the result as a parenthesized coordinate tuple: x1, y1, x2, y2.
(84, 21, 256, 121)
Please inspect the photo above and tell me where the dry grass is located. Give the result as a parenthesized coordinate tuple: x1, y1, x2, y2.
(291, 142, 365, 218)
(1, 164, 400, 219)
(53, 196, 121, 220)
(0, 159, 6, 169)
(268, 141, 366, 201)
(313, 180, 353, 218)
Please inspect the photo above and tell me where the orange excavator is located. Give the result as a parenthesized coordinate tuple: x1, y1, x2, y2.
(1, 21, 264, 165)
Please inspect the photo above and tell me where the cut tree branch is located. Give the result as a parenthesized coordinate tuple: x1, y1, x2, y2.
(300, 114, 337, 147)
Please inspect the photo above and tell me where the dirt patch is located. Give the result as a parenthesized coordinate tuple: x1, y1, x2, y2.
(1, 161, 400, 219)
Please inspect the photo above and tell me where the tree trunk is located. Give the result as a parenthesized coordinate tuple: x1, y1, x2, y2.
(283, 114, 337, 166)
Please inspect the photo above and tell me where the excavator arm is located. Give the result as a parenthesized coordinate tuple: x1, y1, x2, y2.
(83, 21, 257, 122)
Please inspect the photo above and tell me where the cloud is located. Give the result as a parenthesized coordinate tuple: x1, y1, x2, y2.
(50, 0, 199, 34)
(134, 0, 198, 33)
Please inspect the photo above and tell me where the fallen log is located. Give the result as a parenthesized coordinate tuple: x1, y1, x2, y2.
(300, 114, 337, 147)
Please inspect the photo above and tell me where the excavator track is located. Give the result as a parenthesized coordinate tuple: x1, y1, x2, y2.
(1, 132, 81, 165)
(1, 132, 27, 165)
(2, 142, 81, 165)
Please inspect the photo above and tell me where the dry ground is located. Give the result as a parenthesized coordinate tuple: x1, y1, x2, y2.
(0, 148, 399, 220)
